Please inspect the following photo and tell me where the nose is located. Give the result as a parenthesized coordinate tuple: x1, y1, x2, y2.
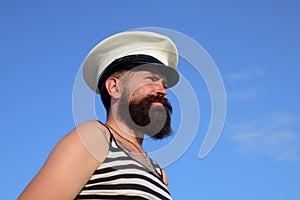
(155, 81, 167, 96)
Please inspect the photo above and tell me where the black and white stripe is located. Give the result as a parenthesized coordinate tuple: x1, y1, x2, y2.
(75, 132, 172, 200)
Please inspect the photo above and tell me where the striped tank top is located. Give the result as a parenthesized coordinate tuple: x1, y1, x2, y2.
(75, 127, 172, 200)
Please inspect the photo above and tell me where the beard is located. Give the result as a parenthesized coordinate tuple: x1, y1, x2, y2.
(117, 91, 173, 140)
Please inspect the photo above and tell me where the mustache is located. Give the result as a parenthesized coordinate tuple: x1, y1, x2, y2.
(131, 94, 173, 113)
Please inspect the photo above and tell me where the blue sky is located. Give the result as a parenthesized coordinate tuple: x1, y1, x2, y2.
(1, 1, 300, 199)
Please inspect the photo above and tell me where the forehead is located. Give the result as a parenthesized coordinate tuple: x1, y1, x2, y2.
(127, 69, 166, 80)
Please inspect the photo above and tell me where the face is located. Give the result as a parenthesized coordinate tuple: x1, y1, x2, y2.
(117, 70, 173, 139)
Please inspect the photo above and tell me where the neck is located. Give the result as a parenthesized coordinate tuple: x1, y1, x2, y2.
(106, 112, 144, 147)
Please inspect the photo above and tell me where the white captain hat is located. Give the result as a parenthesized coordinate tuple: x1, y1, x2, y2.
(82, 31, 179, 94)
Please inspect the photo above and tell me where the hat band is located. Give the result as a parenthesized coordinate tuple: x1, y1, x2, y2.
(97, 54, 165, 93)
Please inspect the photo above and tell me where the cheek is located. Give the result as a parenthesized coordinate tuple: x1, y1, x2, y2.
(130, 85, 153, 99)
(128, 81, 148, 93)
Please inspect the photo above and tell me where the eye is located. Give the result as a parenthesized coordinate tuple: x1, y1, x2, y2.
(145, 75, 159, 82)
(162, 80, 168, 89)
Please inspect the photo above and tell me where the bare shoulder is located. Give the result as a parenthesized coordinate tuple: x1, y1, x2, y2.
(161, 168, 169, 187)
(18, 120, 109, 200)
(75, 120, 111, 161)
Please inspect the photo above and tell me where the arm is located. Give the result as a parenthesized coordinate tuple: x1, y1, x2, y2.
(18, 120, 109, 200)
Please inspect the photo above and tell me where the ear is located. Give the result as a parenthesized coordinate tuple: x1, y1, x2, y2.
(105, 77, 122, 99)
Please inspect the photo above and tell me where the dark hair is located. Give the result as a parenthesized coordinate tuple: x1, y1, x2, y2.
(97, 55, 164, 114)
(98, 68, 130, 113)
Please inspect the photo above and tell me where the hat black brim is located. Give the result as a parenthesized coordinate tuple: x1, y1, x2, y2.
(132, 63, 179, 88)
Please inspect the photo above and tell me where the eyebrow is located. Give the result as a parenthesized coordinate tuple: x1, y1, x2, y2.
(144, 71, 168, 88)
(144, 71, 166, 80)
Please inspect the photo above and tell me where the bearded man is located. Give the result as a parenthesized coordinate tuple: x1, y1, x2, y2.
(19, 31, 179, 200)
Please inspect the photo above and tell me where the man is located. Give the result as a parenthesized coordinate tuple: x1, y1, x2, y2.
(19, 31, 179, 199)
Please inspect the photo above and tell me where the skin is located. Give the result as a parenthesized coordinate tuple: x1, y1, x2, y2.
(18, 70, 170, 199)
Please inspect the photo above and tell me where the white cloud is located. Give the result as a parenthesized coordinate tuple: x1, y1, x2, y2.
(226, 68, 264, 81)
(226, 113, 300, 161)
(227, 87, 267, 100)
(225, 68, 266, 100)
